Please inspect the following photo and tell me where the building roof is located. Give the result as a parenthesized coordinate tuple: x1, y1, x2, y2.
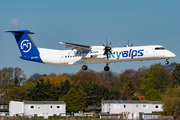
(102, 100, 163, 104)
(24, 101, 65, 104)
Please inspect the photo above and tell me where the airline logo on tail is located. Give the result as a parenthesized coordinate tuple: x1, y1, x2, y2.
(20, 40, 31, 53)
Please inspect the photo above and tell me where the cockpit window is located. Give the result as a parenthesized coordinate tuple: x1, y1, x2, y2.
(155, 47, 166, 50)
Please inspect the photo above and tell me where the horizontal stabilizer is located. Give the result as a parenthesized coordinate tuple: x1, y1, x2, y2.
(6, 30, 34, 34)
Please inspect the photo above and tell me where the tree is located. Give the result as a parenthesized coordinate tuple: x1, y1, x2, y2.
(3, 86, 29, 103)
(22, 82, 36, 89)
(126, 80, 137, 100)
(14, 76, 19, 86)
(100, 71, 118, 90)
(59, 87, 87, 112)
(59, 80, 71, 97)
(70, 74, 80, 86)
(0, 67, 26, 85)
(145, 88, 162, 101)
(76, 70, 109, 88)
(40, 73, 70, 85)
(163, 62, 178, 74)
(163, 87, 180, 118)
(138, 66, 148, 78)
(28, 79, 56, 101)
(114, 69, 140, 99)
(172, 63, 180, 87)
(140, 63, 171, 95)
(83, 83, 115, 107)
(27, 73, 43, 83)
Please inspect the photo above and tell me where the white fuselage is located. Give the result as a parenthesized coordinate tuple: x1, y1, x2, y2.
(38, 45, 176, 66)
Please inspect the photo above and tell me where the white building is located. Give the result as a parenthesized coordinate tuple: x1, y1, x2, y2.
(101, 100, 163, 119)
(9, 101, 66, 119)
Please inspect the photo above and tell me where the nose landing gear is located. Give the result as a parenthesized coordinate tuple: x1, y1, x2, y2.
(165, 59, 169, 64)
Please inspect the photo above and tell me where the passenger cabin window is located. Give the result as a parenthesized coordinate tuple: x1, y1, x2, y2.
(155, 47, 166, 50)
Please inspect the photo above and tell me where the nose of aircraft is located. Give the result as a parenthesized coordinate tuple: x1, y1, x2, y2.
(166, 51, 176, 58)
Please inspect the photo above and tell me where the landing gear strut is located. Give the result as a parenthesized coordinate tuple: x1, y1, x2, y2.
(104, 63, 110, 71)
(82, 65, 88, 70)
(165, 59, 169, 65)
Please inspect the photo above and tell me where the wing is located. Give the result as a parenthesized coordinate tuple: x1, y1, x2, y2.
(59, 42, 92, 51)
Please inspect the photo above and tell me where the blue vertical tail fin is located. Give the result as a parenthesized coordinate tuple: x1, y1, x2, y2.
(7, 30, 43, 63)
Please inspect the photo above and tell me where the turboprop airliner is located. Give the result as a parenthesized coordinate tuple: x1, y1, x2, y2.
(7, 30, 176, 71)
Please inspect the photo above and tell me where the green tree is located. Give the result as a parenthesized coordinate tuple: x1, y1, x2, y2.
(0, 67, 26, 85)
(163, 87, 180, 118)
(145, 88, 162, 101)
(28, 79, 56, 101)
(140, 63, 171, 95)
(60, 80, 71, 96)
(126, 80, 137, 100)
(172, 63, 180, 87)
(114, 69, 140, 100)
(59, 87, 87, 112)
(3, 86, 29, 103)
(22, 82, 36, 89)
(14, 76, 19, 86)
(83, 83, 115, 107)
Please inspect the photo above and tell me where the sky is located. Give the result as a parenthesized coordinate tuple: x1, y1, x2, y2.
(0, 0, 179, 78)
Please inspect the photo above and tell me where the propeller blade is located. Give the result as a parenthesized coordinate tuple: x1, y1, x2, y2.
(106, 38, 108, 46)
(109, 51, 112, 54)
(107, 53, 109, 60)
(103, 38, 112, 60)
(109, 42, 112, 46)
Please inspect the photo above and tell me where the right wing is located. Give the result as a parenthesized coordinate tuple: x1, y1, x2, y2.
(59, 42, 92, 51)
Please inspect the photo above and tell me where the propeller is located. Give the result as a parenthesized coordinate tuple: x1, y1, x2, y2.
(103, 38, 112, 60)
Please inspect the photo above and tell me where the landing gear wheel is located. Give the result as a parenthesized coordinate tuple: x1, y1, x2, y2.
(82, 65, 88, 70)
(165, 60, 169, 65)
(104, 66, 110, 71)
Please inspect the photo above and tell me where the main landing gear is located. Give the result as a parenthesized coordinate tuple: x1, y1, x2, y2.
(165, 59, 169, 65)
(82, 65, 88, 70)
(104, 63, 110, 71)
(81, 63, 110, 71)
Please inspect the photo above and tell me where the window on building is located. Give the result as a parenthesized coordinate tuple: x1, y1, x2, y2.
(4, 105, 8, 109)
(50, 106, 53, 109)
(0, 105, 3, 109)
(38, 106, 40, 109)
(155, 105, 159, 108)
(136, 105, 139, 108)
(30, 106, 34, 109)
(124, 105, 126, 108)
(143, 105, 146, 109)
(57, 106, 60, 109)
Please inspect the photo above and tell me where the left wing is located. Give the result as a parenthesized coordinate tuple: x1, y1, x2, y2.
(59, 42, 92, 51)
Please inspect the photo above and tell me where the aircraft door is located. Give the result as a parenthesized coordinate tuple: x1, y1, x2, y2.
(60, 55, 65, 63)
